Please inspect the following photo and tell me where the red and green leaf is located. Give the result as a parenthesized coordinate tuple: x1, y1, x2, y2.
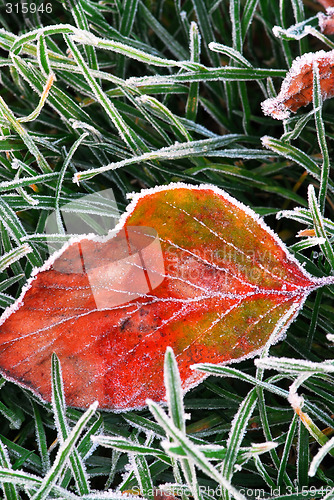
(0, 184, 332, 410)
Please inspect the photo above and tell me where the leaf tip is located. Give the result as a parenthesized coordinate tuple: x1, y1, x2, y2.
(261, 98, 291, 120)
(72, 173, 80, 185)
(261, 135, 272, 148)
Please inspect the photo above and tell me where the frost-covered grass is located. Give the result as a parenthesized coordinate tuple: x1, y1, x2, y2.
(0, 0, 334, 498)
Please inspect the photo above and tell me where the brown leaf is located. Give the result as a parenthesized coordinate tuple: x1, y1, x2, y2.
(261, 50, 334, 119)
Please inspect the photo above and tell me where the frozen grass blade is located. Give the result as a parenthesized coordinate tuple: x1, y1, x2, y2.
(308, 185, 334, 271)
(312, 62, 330, 215)
(288, 375, 332, 453)
(51, 354, 90, 496)
(0, 467, 80, 498)
(0, 439, 19, 500)
(64, 35, 148, 155)
(119, 0, 139, 41)
(191, 0, 219, 66)
(272, 16, 318, 41)
(70, 28, 191, 68)
(297, 421, 309, 488)
(137, 3, 187, 61)
(0, 244, 31, 272)
(11, 54, 91, 123)
(194, 364, 315, 402)
(0, 294, 15, 308)
(31, 398, 98, 500)
(278, 0, 293, 66)
(131, 446, 154, 500)
(0, 195, 42, 267)
(221, 389, 257, 500)
(0, 172, 58, 193)
(209, 43, 253, 67)
(54, 133, 89, 233)
(289, 237, 326, 253)
(290, 0, 307, 53)
(241, 0, 260, 39)
(67, 0, 98, 74)
(280, 109, 316, 142)
(276, 412, 298, 486)
(261, 136, 334, 194)
(148, 401, 247, 500)
(91, 436, 169, 463)
(37, 33, 51, 76)
(256, 385, 294, 488)
(230, 0, 251, 133)
(0, 96, 52, 174)
(73, 136, 272, 182)
(194, 364, 260, 385)
(164, 348, 201, 500)
(137, 95, 191, 142)
(17, 72, 55, 124)
(127, 66, 286, 86)
(309, 435, 334, 477)
(31, 400, 50, 475)
(164, 348, 186, 434)
(186, 22, 200, 122)
(306, 27, 334, 50)
(230, 0, 242, 52)
(256, 357, 334, 374)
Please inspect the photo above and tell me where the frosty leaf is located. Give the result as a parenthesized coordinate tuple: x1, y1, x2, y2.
(316, 0, 334, 8)
(0, 183, 332, 410)
(318, 10, 334, 35)
(261, 50, 334, 119)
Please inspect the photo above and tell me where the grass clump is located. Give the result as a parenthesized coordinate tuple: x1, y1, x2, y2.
(0, 0, 334, 498)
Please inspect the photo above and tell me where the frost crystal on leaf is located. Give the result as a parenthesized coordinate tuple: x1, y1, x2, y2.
(315, 0, 334, 9)
(261, 50, 334, 119)
(318, 10, 334, 35)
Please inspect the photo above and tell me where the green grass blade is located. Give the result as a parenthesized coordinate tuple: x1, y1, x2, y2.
(51, 354, 90, 496)
(312, 62, 330, 214)
(138, 2, 187, 61)
(92, 435, 169, 463)
(308, 185, 334, 271)
(148, 401, 247, 500)
(209, 42, 253, 67)
(67, 0, 98, 73)
(191, 0, 219, 66)
(277, 413, 298, 486)
(0, 96, 52, 174)
(241, 0, 260, 40)
(186, 22, 200, 122)
(261, 136, 334, 194)
(132, 450, 154, 500)
(0, 439, 19, 500)
(37, 34, 51, 76)
(0, 195, 42, 267)
(164, 348, 186, 433)
(221, 389, 257, 484)
(73, 136, 273, 182)
(64, 34, 148, 154)
(12, 54, 91, 122)
(31, 401, 50, 475)
(31, 399, 98, 500)
(297, 421, 309, 488)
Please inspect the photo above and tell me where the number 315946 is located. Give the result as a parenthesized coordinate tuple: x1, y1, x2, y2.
(6, 3, 52, 13)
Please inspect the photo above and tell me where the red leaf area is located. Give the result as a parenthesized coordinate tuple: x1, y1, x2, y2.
(0, 184, 330, 410)
(262, 50, 334, 120)
(316, 0, 334, 9)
